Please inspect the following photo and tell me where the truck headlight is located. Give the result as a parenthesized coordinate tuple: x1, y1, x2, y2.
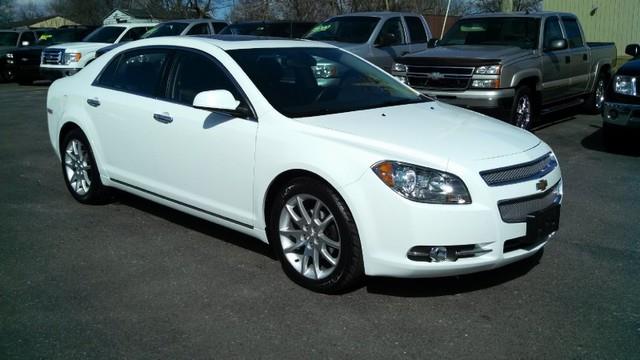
(64, 52, 82, 64)
(313, 63, 337, 78)
(475, 65, 501, 75)
(471, 79, 500, 88)
(614, 75, 637, 96)
(6, 53, 13, 59)
(392, 63, 408, 72)
(372, 161, 471, 204)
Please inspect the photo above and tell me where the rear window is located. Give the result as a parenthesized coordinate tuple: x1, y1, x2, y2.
(561, 17, 584, 48)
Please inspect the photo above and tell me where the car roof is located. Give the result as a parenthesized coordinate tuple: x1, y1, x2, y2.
(162, 19, 227, 24)
(228, 20, 316, 25)
(332, 11, 421, 18)
(123, 35, 334, 51)
(104, 22, 159, 28)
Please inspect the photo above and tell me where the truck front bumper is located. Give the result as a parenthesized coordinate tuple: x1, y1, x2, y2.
(422, 88, 515, 111)
(602, 101, 640, 128)
(40, 67, 79, 80)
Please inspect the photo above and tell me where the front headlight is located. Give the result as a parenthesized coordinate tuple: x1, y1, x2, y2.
(64, 52, 82, 64)
(313, 63, 337, 78)
(471, 79, 500, 88)
(372, 161, 471, 204)
(614, 75, 637, 96)
(475, 65, 501, 75)
(392, 63, 408, 73)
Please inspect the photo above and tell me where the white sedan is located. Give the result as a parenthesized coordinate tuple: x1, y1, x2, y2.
(46, 36, 562, 293)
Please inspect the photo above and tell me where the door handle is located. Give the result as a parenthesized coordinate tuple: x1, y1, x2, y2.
(153, 113, 173, 124)
(86, 98, 100, 107)
(565, 56, 571, 64)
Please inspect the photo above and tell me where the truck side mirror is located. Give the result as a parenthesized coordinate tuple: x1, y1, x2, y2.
(625, 44, 640, 57)
(546, 38, 568, 51)
(427, 38, 439, 48)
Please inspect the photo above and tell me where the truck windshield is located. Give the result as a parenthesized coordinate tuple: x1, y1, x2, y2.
(229, 47, 429, 118)
(0, 32, 18, 46)
(142, 22, 188, 38)
(440, 17, 540, 49)
(84, 26, 126, 43)
(304, 17, 379, 44)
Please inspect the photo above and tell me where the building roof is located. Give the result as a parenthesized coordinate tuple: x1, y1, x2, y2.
(104, 8, 169, 21)
(1, 15, 76, 29)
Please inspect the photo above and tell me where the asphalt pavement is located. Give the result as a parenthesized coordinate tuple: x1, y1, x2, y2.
(1, 82, 639, 359)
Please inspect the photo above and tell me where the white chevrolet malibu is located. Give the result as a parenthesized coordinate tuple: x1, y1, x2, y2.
(46, 36, 562, 293)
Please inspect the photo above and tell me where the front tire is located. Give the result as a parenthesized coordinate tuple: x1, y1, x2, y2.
(60, 128, 110, 204)
(510, 86, 536, 130)
(268, 177, 364, 293)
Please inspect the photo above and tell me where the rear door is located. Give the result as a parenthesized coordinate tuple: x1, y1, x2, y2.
(541, 15, 571, 104)
(561, 16, 590, 95)
(150, 48, 258, 226)
(403, 16, 429, 53)
(370, 17, 412, 71)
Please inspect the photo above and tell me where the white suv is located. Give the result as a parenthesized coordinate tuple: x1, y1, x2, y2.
(40, 22, 157, 79)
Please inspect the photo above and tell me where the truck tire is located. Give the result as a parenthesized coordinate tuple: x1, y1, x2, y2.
(509, 86, 536, 130)
(584, 71, 608, 114)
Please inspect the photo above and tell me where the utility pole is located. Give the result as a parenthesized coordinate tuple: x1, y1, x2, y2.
(501, 0, 513, 12)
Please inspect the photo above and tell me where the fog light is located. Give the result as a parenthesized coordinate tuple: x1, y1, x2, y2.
(429, 246, 448, 262)
(607, 109, 618, 119)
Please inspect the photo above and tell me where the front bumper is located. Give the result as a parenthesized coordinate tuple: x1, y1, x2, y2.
(602, 101, 640, 128)
(423, 88, 515, 111)
(40, 66, 79, 80)
(342, 145, 562, 278)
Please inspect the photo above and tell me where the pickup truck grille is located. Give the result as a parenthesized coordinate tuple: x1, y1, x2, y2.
(406, 65, 474, 91)
(42, 48, 64, 65)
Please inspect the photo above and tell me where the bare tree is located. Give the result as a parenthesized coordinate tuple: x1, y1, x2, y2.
(0, 0, 14, 25)
(472, 0, 541, 13)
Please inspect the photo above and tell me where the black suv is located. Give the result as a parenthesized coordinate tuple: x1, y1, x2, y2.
(5, 26, 96, 84)
(0, 29, 38, 81)
(602, 44, 640, 144)
(218, 21, 316, 38)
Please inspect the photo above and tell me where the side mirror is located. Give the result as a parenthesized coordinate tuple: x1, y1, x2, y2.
(21, 41, 30, 47)
(375, 33, 396, 47)
(427, 38, 439, 48)
(546, 38, 568, 51)
(193, 90, 249, 118)
(625, 43, 640, 57)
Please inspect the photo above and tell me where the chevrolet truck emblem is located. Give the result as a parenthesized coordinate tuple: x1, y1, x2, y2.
(536, 179, 548, 191)
(427, 72, 444, 80)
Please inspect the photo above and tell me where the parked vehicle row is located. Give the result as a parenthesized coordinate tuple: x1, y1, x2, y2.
(390, 11, 617, 128)
(0, 28, 41, 81)
(47, 35, 563, 293)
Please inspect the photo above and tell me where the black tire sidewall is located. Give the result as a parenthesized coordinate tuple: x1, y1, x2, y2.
(60, 129, 104, 204)
(268, 178, 362, 293)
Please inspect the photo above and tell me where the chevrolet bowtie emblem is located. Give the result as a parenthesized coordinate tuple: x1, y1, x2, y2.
(427, 72, 444, 80)
(536, 179, 548, 191)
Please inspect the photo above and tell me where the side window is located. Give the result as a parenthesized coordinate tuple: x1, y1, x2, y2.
(292, 23, 315, 38)
(376, 17, 405, 46)
(120, 27, 148, 42)
(168, 50, 241, 106)
(269, 23, 292, 38)
(20, 31, 36, 46)
(561, 17, 584, 48)
(543, 17, 563, 50)
(96, 49, 170, 97)
(187, 23, 211, 35)
(404, 17, 428, 43)
(212, 22, 227, 34)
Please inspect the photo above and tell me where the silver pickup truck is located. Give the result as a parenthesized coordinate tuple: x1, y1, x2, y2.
(391, 12, 616, 129)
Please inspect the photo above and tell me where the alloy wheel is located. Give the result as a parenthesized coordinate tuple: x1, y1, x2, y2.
(515, 94, 532, 129)
(595, 79, 606, 111)
(64, 139, 92, 196)
(278, 194, 341, 280)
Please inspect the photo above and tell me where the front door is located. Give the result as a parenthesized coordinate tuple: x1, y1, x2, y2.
(370, 17, 412, 72)
(540, 16, 571, 105)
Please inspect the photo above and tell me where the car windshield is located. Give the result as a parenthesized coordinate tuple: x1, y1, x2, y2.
(304, 16, 379, 43)
(142, 22, 188, 38)
(84, 26, 126, 43)
(229, 47, 429, 118)
(0, 32, 19, 46)
(440, 17, 540, 49)
(37, 29, 88, 45)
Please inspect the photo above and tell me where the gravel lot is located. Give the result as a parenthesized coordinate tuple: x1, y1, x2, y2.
(1, 82, 639, 359)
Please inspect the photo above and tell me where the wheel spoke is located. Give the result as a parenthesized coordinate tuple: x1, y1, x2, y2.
(318, 214, 334, 232)
(280, 228, 304, 238)
(311, 200, 322, 222)
(301, 254, 309, 275)
(320, 246, 337, 266)
(313, 247, 320, 279)
(283, 240, 306, 254)
(285, 204, 304, 226)
(296, 195, 312, 225)
(72, 140, 79, 157)
(319, 233, 340, 249)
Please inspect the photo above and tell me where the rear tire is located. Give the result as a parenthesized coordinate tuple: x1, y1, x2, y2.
(268, 177, 364, 293)
(60, 128, 110, 204)
(584, 71, 608, 114)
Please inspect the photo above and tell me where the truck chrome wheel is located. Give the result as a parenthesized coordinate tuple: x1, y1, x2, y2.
(64, 139, 92, 195)
(595, 79, 606, 111)
(278, 194, 341, 280)
(515, 94, 532, 129)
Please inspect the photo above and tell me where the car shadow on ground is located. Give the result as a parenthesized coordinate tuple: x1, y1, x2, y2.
(532, 107, 583, 131)
(582, 125, 640, 157)
(112, 190, 277, 260)
(364, 249, 543, 297)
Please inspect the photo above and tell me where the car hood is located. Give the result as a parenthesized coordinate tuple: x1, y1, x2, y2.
(301, 101, 540, 164)
(47, 42, 109, 53)
(616, 58, 640, 76)
(400, 45, 531, 66)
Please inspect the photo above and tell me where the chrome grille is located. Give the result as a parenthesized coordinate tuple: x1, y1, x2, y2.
(42, 48, 64, 65)
(406, 65, 474, 91)
(498, 181, 562, 223)
(480, 153, 557, 186)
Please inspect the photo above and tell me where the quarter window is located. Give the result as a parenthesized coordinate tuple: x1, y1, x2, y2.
(168, 50, 241, 106)
(543, 17, 563, 50)
(376, 17, 405, 46)
(405, 17, 428, 43)
(561, 17, 584, 48)
(187, 23, 211, 35)
(96, 49, 170, 97)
